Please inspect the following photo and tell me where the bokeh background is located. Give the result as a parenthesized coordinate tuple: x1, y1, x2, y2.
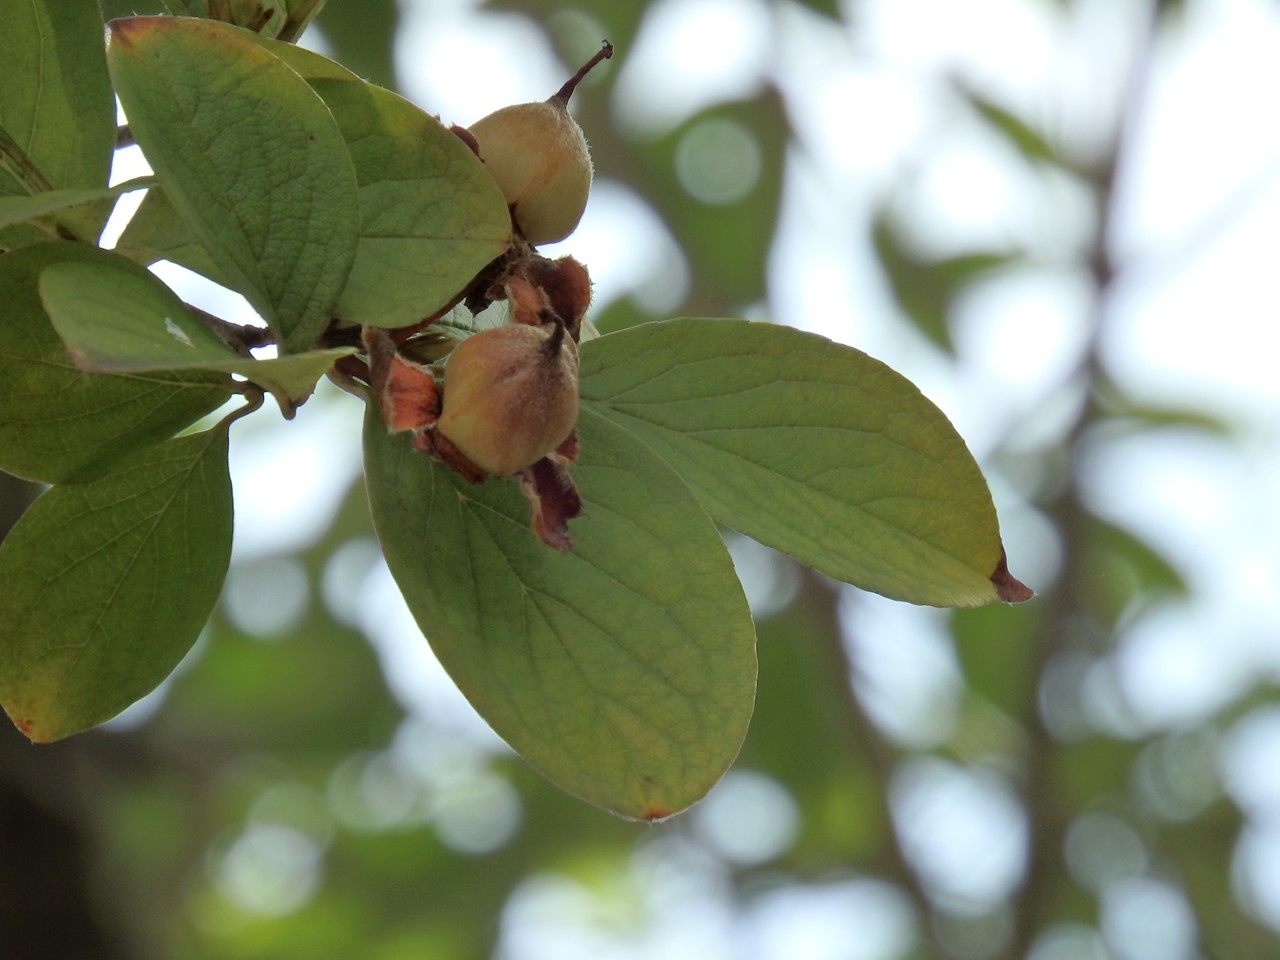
(4, 0, 1280, 957)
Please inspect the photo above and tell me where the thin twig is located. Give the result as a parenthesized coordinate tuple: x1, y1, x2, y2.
(186, 303, 275, 357)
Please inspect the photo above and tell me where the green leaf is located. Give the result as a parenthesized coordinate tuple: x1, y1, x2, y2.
(237, 39, 510, 325)
(308, 78, 512, 329)
(40, 259, 233, 367)
(363, 403, 757, 820)
(0, 426, 233, 742)
(245, 32, 361, 81)
(160, 0, 210, 14)
(38, 257, 354, 408)
(110, 37, 508, 330)
(0, 178, 154, 231)
(106, 16, 360, 352)
(112, 36, 358, 280)
(579, 318, 1031, 607)
(0, 216, 52, 253)
(113, 184, 230, 284)
(0, 242, 233, 484)
(0, 0, 117, 240)
(104, 0, 166, 16)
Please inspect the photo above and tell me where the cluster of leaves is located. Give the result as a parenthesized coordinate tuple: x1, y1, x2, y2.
(0, 0, 1026, 819)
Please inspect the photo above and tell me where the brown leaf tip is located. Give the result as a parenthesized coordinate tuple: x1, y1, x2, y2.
(640, 804, 674, 823)
(107, 15, 162, 49)
(991, 550, 1034, 604)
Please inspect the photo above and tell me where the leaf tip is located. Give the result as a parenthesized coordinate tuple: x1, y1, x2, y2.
(991, 550, 1033, 604)
(106, 16, 146, 50)
(639, 804, 675, 823)
(8, 715, 42, 742)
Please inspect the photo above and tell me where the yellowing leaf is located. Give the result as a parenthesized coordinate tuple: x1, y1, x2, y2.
(0, 427, 233, 742)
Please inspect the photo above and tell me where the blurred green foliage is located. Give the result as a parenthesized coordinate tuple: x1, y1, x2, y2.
(2, 0, 1277, 958)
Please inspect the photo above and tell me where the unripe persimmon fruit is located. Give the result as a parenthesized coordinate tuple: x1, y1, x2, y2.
(436, 320, 579, 477)
(468, 41, 613, 246)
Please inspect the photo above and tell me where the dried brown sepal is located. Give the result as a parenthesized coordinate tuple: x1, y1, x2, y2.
(519, 455, 584, 551)
(364, 326, 441, 433)
(481, 254, 592, 339)
(503, 276, 549, 326)
(517, 255, 592, 340)
(551, 428, 579, 465)
(383, 357, 439, 433)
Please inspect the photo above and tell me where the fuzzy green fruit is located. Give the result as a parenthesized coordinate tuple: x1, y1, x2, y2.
(468, 42, 612, 246)
(437, 321, 579, 477)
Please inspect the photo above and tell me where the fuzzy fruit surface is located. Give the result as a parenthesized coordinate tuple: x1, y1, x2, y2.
(437, 324, 579, 477)
(469, 100, 592, 246)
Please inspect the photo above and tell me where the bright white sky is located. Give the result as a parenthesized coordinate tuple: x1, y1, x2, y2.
(103, 0, 1280, 952)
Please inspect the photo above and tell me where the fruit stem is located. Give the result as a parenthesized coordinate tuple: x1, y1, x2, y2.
(543, 314, 567, 356)
(551, 40, 614, 106)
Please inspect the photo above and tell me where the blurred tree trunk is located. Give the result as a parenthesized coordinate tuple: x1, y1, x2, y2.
(0, 472, 127, 960)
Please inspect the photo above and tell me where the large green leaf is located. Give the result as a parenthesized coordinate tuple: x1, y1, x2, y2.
(308, 77, 512, 329)
(0, 425, 233, 742)
(110, 33, 510, 332)
(106, 16, 360, 352)
(364, 403, 757, 820)
(39, 257, 354, 410)
(0, 242, 232, 484)
(111, 35, 358, 281)
(579, 318, 1031, 607)
(0, 0, 117, 241)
